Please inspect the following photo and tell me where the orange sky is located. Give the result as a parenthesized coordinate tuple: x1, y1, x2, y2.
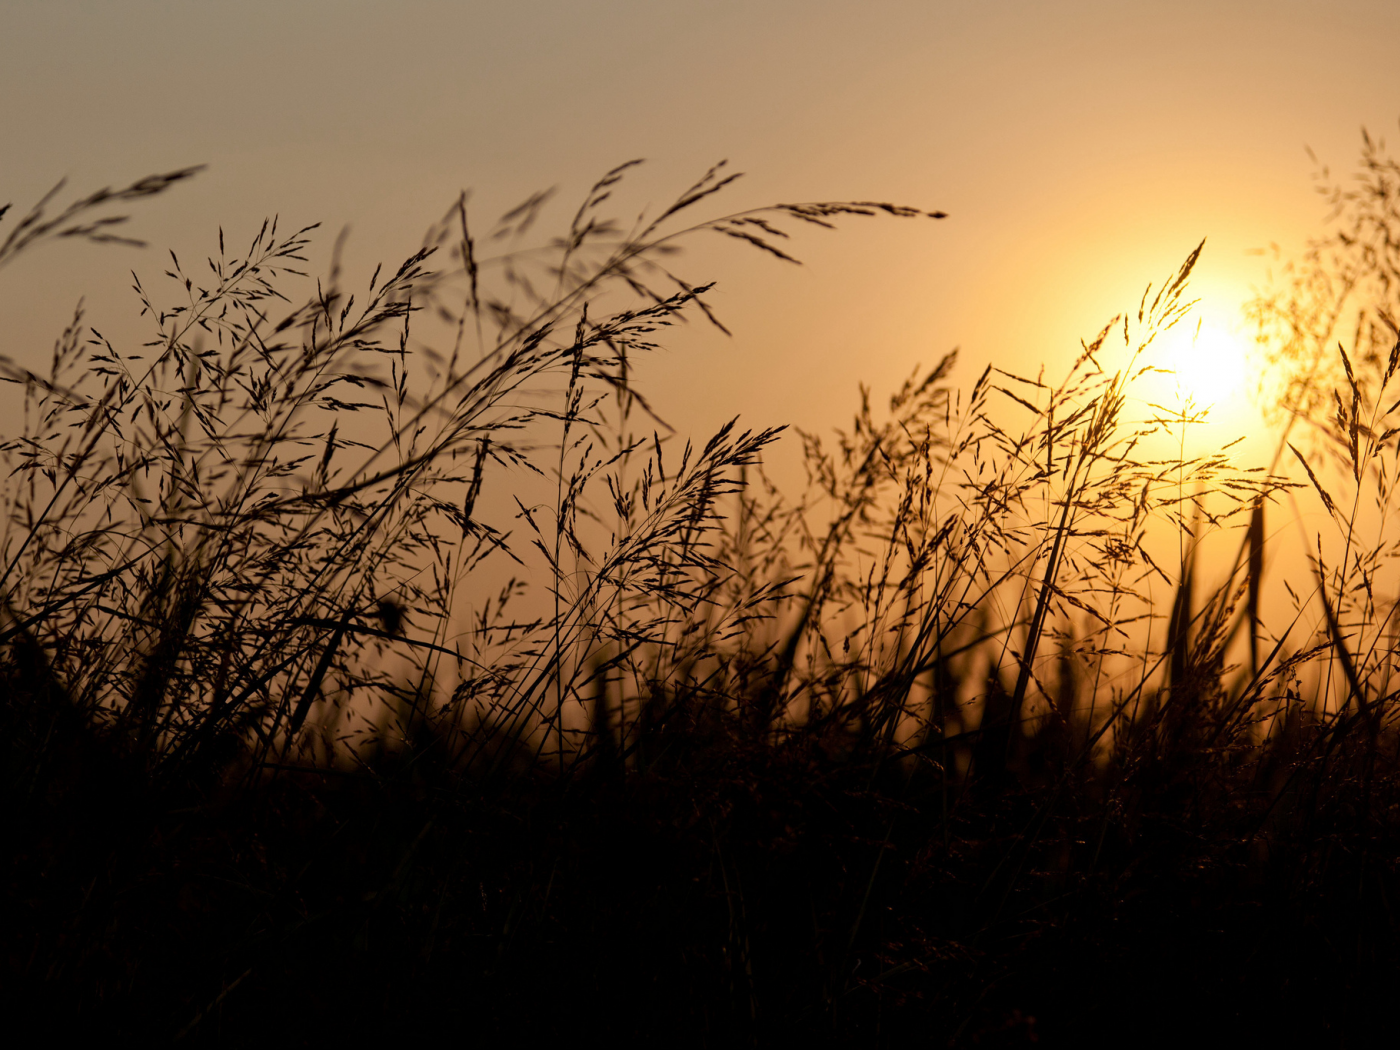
(2, 0, 1398, 487)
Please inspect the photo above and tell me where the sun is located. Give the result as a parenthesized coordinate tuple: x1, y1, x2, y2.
(1164, 322, 1247, 408)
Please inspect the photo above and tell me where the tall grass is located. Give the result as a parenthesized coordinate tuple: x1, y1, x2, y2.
(4, 141, 1400, 1045)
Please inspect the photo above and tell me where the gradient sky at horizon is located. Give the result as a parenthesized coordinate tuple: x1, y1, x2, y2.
(2, 0, 1398, 479)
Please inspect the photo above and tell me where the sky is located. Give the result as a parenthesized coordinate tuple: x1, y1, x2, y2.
(2, 0, 1398, 485)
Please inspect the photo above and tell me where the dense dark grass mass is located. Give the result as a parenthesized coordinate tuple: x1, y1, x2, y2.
(5, 139, 1400, 1045)
(11, 693, 1400, 1045)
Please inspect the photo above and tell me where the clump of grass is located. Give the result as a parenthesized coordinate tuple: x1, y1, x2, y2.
(4, 139, 1400, 1046)
(0, 162, 943, 789)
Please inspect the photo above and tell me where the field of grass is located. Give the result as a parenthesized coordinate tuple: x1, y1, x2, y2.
(4, 139, 1400, 1045)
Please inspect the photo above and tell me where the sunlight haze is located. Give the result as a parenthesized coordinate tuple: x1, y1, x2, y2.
(2, 0, 1397, 478)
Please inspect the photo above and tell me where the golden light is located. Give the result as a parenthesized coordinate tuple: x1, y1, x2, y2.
(1164, 322, 1247, 408)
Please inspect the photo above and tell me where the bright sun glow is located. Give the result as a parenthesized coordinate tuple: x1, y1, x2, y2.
(1165, 323, 1247, 407)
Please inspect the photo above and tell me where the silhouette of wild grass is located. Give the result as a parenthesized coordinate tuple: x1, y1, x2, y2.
(5, 141, 1400, 1046)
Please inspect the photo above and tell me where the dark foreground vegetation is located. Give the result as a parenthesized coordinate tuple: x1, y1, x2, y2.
(5, 137, 1400, 1045)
